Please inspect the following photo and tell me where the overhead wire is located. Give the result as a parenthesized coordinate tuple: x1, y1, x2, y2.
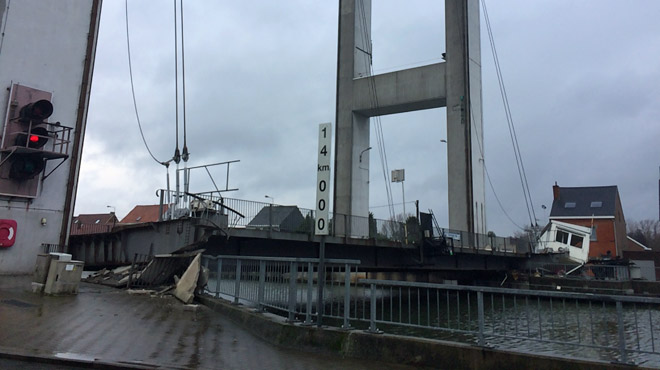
(125, 0, 169, 166)
(481, 0, 537, 227)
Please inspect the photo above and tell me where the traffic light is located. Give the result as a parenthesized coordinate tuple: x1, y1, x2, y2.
(0, 84, 71, 197)
(3, 98, 52, 181)
(9, 153, 45, 180)
(19, 99, 53, 122)
(15, 126, 49, 149)
(13, 99, 52, 151)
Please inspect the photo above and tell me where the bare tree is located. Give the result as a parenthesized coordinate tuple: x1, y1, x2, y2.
(627, 219, 660, 251)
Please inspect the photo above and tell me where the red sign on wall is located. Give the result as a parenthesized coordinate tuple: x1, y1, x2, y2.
(0, 220, 17, 247)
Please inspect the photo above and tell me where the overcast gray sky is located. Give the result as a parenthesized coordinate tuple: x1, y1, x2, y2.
(75, 0, 660, 236)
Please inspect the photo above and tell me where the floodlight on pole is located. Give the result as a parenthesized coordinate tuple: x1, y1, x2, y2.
(392, 168, 407, 243)
(391, 169, 406, 217)
(265, 195, 274, 204)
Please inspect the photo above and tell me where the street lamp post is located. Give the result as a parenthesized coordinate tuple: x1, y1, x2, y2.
(264, 195, 275, 234)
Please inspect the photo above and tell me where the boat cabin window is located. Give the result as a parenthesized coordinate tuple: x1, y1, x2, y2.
(570, 235, 583, 248)
(555, 230, 569, 244)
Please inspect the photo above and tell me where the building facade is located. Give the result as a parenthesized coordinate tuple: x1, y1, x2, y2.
(549, 183, 627, 259)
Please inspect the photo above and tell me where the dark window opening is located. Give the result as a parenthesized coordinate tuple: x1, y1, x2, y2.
(590, 226, 597, 241)
(570, 235, 583, 248)
(556, 230, 569, 244)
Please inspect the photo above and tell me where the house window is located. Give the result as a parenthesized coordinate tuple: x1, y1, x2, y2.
(95, 219, 100, 224)
(555, 230, 569, 244)
(136, 216, 142, 221)
(564, 202, 576, 208)
(590, 226, 597, 241)
(73, 219, 79, 224)
(590, 201, 602, 208)
(570, 235, 583, 248)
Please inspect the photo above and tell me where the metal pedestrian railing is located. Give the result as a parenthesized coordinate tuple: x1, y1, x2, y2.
(357, 279, 660, 366)
(200, 254, 660, 365)
(86, 191, 523, 253)
(432, 227, 522, 254)
(201, 255, 360, 327)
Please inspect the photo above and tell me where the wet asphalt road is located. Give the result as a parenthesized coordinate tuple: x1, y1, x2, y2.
(0, 276, 413, 370)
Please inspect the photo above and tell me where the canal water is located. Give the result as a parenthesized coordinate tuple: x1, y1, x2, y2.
(208, 277, 660, 367)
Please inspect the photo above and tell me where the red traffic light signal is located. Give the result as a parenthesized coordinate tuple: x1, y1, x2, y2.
(14, 126, 49, 149)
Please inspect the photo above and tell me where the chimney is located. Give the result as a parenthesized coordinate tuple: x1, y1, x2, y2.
(553, 182, 560, 200)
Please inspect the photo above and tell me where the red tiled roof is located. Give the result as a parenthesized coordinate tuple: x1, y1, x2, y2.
(119, 204, 169, 224)
(70, 213, 118, 235)
(72, 213, 117, 225)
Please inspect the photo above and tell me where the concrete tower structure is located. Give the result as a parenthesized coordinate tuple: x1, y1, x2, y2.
(0, 0, 101, 273)
(333, 0, 486, 237)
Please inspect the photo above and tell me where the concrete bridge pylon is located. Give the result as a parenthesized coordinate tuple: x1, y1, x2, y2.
(333, 0, 486, 238)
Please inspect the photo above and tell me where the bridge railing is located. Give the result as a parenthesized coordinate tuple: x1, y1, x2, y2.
(218, 197, 409, 242)
(201, 254, 361, 327)
(432, 226, 525, 254)
(357, 279, 660, 366)
(152, 193, 525, 249)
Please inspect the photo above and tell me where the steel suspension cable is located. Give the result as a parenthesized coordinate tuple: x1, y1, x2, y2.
(180, 0, 189, 162)
(357, 1, 396, 222)
(125, 0, 168, 166)
(469, 105, 524, 230)
(481, 0, 536, 227)
(173, 0, 181, 164)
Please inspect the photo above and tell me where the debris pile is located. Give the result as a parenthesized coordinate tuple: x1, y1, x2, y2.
(84, 250, 209, 304)
(84, 265, 134, 287)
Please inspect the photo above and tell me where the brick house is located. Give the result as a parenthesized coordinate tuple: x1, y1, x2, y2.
(548, 183, 627, 259)
(71, 213, 118, 235)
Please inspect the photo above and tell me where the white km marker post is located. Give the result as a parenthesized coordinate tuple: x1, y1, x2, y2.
(315, 123, 331, 236)
(315, 122, 331, 326)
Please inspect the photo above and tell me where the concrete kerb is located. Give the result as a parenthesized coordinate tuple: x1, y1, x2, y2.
(0, 345, 164, 369)
(196, 295, 651, 370)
